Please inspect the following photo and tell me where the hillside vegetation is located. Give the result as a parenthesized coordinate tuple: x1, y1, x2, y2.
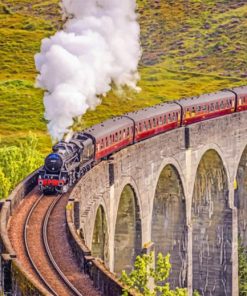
(0, 0, 246, 153)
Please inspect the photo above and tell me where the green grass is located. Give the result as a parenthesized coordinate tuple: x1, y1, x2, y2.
(0, 0, 247, 154)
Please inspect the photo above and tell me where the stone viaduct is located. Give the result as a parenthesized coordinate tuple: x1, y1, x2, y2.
(69, 111, 247, 296)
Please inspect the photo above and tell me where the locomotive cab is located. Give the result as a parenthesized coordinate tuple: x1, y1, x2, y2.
(80, 138, 95, 164)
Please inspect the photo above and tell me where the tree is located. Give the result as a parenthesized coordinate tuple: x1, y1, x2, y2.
(120, 252, 187, 296)
(0, 134, 43, 199)
(0, 168, 11, 199)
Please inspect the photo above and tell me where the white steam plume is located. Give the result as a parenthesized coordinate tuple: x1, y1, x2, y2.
(35, 0, 141, 141)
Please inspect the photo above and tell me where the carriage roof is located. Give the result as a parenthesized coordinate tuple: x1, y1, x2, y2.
(178, 90, 235, 108)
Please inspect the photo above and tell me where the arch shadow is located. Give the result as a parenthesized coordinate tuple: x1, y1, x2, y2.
(192, 149, 232, 295)
(151, 164, 187, 289)
(236, 145, 247, 246)
(114, 184, 142, 274)
(91, 205, 109, 264)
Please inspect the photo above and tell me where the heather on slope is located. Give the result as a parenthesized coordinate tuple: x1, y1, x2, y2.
(0, 0, 246, 152)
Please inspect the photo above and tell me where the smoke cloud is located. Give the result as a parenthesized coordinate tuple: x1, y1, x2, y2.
(35, 0, 141, 141)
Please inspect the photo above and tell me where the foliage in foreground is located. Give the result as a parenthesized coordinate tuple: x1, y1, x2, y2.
(239, 240, 247, 296)
(120, 252, 187, 296)
(0, 134, 43, 199)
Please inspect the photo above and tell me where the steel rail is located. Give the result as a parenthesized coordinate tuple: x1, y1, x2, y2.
(24, 194, 59, 296)
(43, 195, 84, 296)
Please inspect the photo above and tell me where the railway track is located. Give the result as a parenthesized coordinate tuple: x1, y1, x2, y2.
(24, 194, 83, 296)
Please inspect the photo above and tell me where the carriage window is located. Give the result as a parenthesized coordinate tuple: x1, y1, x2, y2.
(159, 117, 163, 125)
(115, 133, 118, 141)
(127, 128, 130, 136)
(202, 105, 207, 111)
(220, 101, 224, 109)
(197, 105, 201, 112)
(168, 114, 171, 122)
(215, 102, 219, 110)
(119, 131, 122, 140)
(148, 120, 152, 129)
(186, 108, 190, 118)
(110, 135, 112, 144)
(164, 115, 166, 123)
(100, 140, 104, 149)
(96, 143, 100, 152)
(144, 121, 147, 130)
(210, 103, 214, 111)
(139, 123, 142, 132)
(153, 118, 156, 127)
(106, 138, 108, 147)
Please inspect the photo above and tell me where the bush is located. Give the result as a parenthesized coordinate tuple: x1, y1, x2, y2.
(0, 134, 43, 199)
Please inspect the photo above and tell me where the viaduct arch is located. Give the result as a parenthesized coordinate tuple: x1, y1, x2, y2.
(69, 111, 247, 295)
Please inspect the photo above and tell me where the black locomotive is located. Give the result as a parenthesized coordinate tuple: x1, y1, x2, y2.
(38, 133, 95, 193)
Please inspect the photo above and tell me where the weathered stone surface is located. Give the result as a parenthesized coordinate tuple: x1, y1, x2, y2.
(114, 185, 142, 275)
(69, 111, 247, 296)
(192, 150, 232, 295)
(92, 206, 109, 263)
(152, 165, 187, 289)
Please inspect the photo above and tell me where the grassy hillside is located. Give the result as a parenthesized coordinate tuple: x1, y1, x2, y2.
(0, 0, 246, 153)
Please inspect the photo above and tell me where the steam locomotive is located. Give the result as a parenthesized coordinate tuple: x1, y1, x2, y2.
(38, 86, 247, 193)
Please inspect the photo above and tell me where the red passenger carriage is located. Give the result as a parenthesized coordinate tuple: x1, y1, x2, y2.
(126, 103, 181, 142)
(179, 90, 236, 125)
(84, 117, 134, 161)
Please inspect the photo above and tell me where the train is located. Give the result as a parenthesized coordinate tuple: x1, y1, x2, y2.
(38, 86, 247, 193)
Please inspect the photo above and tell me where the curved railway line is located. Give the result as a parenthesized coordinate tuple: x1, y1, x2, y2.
(8, 189, 100, 296)
(24, 194, 83, 296)
(24, 194, 57, 295)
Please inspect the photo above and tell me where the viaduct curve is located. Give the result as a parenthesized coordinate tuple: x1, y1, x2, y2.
(69, 110, 247, 296)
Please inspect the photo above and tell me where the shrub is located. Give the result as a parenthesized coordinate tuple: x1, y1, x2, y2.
(0, 134, 43, 199)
